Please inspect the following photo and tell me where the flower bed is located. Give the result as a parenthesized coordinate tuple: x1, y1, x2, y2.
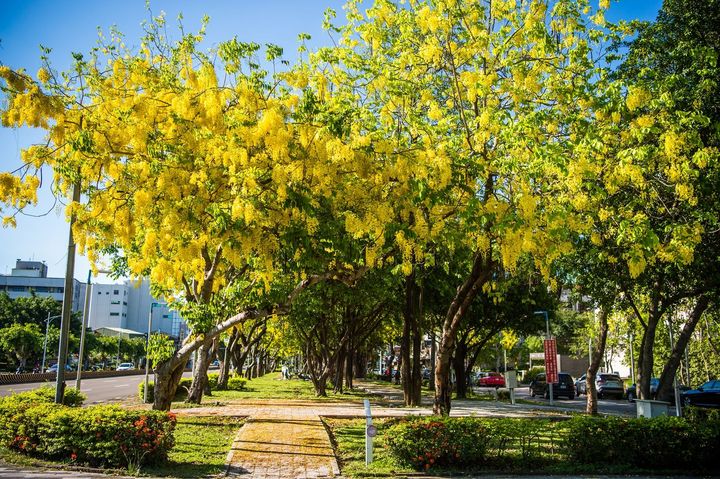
(0, 388, 175, 468)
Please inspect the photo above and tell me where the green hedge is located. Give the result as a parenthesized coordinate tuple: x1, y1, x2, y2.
(1, 385, 86, 407)
(386, 415, 720, 473)
(227, 375, 247, 391)
(0, 389, 175, 468)
(562, 415, 719, 470)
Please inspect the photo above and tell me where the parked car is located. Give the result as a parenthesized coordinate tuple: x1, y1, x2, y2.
(626, 378, 660, 402)
(681, 379, 720, 408)
(529, 372, 575, 399)
(478, 371, 506, 388)
(116, 362, 134, 371)
(46, 363, 72, 373)
(575, 373, 625, 399)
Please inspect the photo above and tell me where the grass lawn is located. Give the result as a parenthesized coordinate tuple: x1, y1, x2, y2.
(0, 415, 243, 478)
(323, 418, 414, 477)
(143, 415, 243, 478)
(209, 372, 379, 402)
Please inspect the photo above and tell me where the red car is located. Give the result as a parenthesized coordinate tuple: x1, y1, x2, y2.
(478, 372, 506, 388)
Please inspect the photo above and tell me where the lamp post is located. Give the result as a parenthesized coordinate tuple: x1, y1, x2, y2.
(144, 302, 158, 403)
(41, 313, 62, 372)
(76, 269, 110, 390)
(534, 310, 553, 405)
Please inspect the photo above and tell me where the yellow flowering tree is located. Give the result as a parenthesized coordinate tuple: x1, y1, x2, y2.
(309, 0, 619, 414)
(0, 15, 375, 409)
(564, 0, 720, 401)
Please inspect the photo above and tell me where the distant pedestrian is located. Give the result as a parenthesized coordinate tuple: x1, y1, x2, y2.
(281, 364, 289, 380)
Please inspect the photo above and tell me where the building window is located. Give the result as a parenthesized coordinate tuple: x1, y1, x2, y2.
(163, 314, 169, 319)
(109, 312, 120, 316)
(9, 286, 27, 292)
(110, 300, 120, 305)
(113, 289, 119, 295)
(123, 301, 127, 306)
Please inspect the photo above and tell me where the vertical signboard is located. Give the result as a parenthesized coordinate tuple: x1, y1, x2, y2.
(544, 338, 558, 384)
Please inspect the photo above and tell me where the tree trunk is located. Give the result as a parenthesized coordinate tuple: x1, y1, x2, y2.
(411, 306, 422, 405)
(153, 359, 186, 411)
(586, 307, 610, 415)
(453, 341, 468, 399)
(638, 312, 660, 399)
(345, 347, 354, 389)
(218, 329, 237, 389)
(656, 295, 711, 402)
(334, 343, 345, 393)
(434, 252, 493, 415)
(187, 341, 212, 404)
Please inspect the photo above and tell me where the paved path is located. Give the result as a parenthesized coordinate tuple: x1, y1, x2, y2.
(0, 463, 145, 478)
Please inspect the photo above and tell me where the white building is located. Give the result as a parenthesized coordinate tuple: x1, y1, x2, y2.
(0, 259, 86, 312)
(88, 278, 186, 338)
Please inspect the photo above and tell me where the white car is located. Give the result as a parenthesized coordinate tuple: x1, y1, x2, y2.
(116, 362, 134, 371)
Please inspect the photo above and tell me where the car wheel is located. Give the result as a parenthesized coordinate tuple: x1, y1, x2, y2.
(627, 391, 635, 402)
(598, 391, 604, 400)
(544, 389, 549, 399)
(568, 393, 575, 400)
(530, 388, 535, 398)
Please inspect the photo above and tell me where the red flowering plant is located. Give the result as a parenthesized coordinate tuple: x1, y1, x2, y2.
(385, 417, 490, 470)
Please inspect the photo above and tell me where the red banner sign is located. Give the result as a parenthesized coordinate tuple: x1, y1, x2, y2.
(544, 339, 558, 384)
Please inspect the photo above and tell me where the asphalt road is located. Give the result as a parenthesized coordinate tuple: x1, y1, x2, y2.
(476, 386, 639, 416)
(0, 371, 192, 404)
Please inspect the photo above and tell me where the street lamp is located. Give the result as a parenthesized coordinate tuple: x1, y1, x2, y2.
(76, 269, 111, 390)
(144, 302, 158, 403)
(41, 313, 62, 372)
(534, 310, 554, 406)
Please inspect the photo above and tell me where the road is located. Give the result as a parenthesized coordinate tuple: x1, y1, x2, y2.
(476, 386, 638, 416)
(0, 372, 192, 404)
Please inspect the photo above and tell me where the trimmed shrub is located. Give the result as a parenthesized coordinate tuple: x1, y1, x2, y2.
(1, 386, 85, 407)
(561, 415, 720, 470)
(227, 376, 247, 391)
(138, 381, 154, 403)
(0, 391, 175, 468)
(386, 417, 491, 470)
(207, 372, 219, 390)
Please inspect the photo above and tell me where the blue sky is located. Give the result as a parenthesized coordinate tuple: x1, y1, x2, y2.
(0, 0, 662, 280)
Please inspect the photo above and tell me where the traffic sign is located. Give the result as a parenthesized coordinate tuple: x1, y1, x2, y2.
(544, 338, 558, 384)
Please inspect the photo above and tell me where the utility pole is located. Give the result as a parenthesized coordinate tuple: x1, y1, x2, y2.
(55, 182, 80, 404)
(75, 270, 92, 390)
(144, 302, 156, 403)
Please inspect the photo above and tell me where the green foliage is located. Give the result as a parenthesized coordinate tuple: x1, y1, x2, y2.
(523, 366, 545, 384)
(386, 417, 491, 470)
(0, 389, 175, 468)
(207, 372, 219, 390)
(147, 333, 175, 365)
(0, 323, 42, 367)
(0, 386, 85, 408)
(226, 376, 247, 391)
(561, 415, 720, 470)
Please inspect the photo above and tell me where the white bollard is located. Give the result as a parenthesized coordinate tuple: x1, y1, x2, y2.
(364, 399, 375, 465)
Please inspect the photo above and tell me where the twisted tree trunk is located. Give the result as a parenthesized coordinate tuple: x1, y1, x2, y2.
(586, 307, 610, 415)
